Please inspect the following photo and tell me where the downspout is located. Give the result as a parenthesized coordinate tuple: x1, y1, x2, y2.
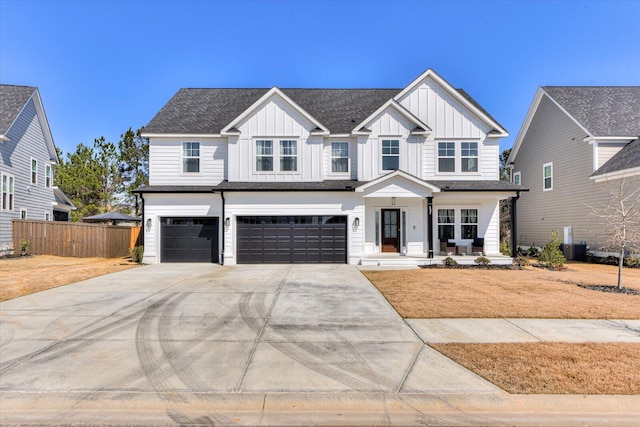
(511, 191, 520, 258)
(427, 197, 434, 258)
(140, 193, 145, 245)
(220, 190, 225, 265)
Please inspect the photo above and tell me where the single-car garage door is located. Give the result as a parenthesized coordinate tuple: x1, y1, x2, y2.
(161, 217, 219, 262)
(237, 215, 347, 264)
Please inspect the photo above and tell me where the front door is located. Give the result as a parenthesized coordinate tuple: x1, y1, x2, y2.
(381, 209, 400, 252)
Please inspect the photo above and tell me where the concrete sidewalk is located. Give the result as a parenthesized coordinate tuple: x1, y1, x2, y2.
(407, 318, 640, 343)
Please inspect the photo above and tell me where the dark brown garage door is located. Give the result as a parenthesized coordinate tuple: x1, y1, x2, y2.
(237, 216, 347, 264)
(161, 217, 219, 262)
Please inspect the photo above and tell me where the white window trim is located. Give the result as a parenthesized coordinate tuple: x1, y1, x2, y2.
(254, 138, 300, 174)
(279, 140, 298, 172)
(513, 171, 521, 185)
(181, 142, 201, 174)
(460, 208, 479, 240)
(44, 211, 51, 221)
(435, 207, 482, 242)
(330, 141, 350, 174)
(31, 158, 38, 185)
(2, 172, 15, 211)
(543, 162, 553, 191)
(45, 164, 52, 189)
(20, 208, 27, 219)
(435, 140, 482, 175)
(380, 138, 401, 173)
(437, 208, 456, 241)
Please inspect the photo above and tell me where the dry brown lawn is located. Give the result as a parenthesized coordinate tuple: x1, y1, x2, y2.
(432, 342, 640, 394)
(363, 262, 640, 319)
(0, 255, 139, 301)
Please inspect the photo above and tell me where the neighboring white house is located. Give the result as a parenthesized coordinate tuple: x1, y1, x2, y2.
(0, 85, 75, 254)
(136, 69, 524, 265)
(508, 86, 640, 252)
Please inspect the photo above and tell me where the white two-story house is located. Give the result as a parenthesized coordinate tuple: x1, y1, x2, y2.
(136, 69, 524, 265)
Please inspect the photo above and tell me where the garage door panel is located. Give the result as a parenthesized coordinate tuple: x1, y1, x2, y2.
(237, 216, 346, 264)
(161, 217, 219, 263)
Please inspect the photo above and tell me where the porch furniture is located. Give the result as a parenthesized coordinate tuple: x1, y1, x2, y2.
(472, 238, 485, 256)
(457, 245, 468, 255)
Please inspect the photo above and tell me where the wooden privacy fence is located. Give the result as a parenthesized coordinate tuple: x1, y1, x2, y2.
(12, 220, 141, 258)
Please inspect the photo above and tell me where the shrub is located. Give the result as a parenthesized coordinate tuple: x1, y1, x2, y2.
(500, 240, 510, 256)
(514, 255, 530, 267)
(528, 244, 539, 257)
(442, 256, 458, 268)
(516, 246, 525, 256)
(20, 239, 31, 255)
(130, 245, 144, 264)
(538, 230, 566, 269)
(474, 256, 491, 266)
(625, 256, 640, 268)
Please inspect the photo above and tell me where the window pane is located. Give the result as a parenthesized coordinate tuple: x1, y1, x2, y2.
(183, 158, 200, 172)
(256, 157, 273, 171)
(462, 158, 478, 172)
(438, 225, 454, 240)
(332, 142, 348, 157)
(439, 158, 455, 172)
(280, 140, 296, 155)
(280, 156, 297, 171)
(332, 158, 349, 173)
(257, 140, 273, 155)
(382, 156, 399, 170)
(461, 225, 477, 239)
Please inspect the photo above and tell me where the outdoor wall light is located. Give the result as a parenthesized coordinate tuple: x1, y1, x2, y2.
(146, 218, 152, 228)
(391, 197, 396, 205)
(225, 217, 231, 227)
(353, 217, 360, 228)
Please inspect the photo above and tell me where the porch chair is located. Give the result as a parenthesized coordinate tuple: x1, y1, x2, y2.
(472, 238, 485, 256)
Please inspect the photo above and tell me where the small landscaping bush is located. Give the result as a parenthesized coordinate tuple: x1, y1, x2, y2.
(500, 240, 510, 256)
(537, 231, 566, 269)
(514, 255, 530, 267)
(442, 256, 458, 268)
(474, 256, 491, 266)
(20, 239, 31, 255)
(625, 256, 640, 268)
(130, 245, 144, 264)
(528, 244, 539, 257)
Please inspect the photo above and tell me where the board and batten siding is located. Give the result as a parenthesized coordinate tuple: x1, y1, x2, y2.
(0, 98, 56, 248)
(142, 193, 223, 264)
(148, 138, 227, 186)
(229, 95, 324, 182)
(224, 192, 363, 264)
(323, 138, 358, 180)
(513, 95, 616, 249)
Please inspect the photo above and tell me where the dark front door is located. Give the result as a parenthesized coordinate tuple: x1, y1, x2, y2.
(381, 209, 400, 252)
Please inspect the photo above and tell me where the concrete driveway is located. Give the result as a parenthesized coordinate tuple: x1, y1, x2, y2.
(1, 263, 503, 425)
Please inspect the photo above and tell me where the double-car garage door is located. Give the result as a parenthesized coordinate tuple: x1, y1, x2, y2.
(237, 215, 347, 264)
(161, 215, 347, 264)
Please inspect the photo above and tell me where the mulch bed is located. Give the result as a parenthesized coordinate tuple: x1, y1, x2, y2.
(577, 284, 640, 295)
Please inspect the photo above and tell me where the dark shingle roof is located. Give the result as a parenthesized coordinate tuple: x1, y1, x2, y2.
(144, 87, 504, 135)
(0, 85, 36, 135)
(543, 86, 640, 137)
(428, 180, 528, 192)
(592, 138, 640, 176)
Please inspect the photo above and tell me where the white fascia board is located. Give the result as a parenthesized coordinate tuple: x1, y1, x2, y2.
(31, 89, 59, 164)
(395, 68, 508, 137)
(0, 134, 8, 142)
(585, 136, 637, 143)
(141, 133, 221, 139)
(351, 99, 431, 135)
(220, 87, 329, 134)
(355, 170, 441, 193)
(591, 167, 640, 182)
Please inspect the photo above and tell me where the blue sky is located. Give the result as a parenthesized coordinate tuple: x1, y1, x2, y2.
(2, 0, 639, 156)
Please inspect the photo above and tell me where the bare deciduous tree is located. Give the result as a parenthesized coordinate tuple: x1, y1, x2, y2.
(586, 177, 640, 289)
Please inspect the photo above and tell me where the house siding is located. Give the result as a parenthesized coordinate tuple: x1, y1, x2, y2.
(0, 98, 56, 248)
(513, 95, 613, 249)
(149, 138, 227, 186)
(596, 142, 627, 170)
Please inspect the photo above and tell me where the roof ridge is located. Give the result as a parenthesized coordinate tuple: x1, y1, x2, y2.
(0, 84, 36, 89)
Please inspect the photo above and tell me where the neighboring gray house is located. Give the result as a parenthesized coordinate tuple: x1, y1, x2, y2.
(508, 86, 640, 252)
(0, 85, 74, 254)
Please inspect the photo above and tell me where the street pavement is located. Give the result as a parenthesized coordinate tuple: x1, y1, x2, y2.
(1, 263, 638, 426)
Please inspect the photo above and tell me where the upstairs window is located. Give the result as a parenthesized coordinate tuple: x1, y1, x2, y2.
(44, 211, 51, 221)
(20, 208, 27, 219)
(513, 171, 521, 185)
(461, 209, 478, 239)
(437, 209, 455, 240)
(381, 139, 399, 171)
(31, 158, 38, 185)
(438, 142, 455, 172)
(461, 142, 478, 172)
(331, 142, 349, 173)
(543, 162, 553, 191)
(45, 164, 52, 188)
(182, 142, 200, 173)
(279, 140, 297, 172)
(2, 173, 15, 211)
(256, 140, 274, 171)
